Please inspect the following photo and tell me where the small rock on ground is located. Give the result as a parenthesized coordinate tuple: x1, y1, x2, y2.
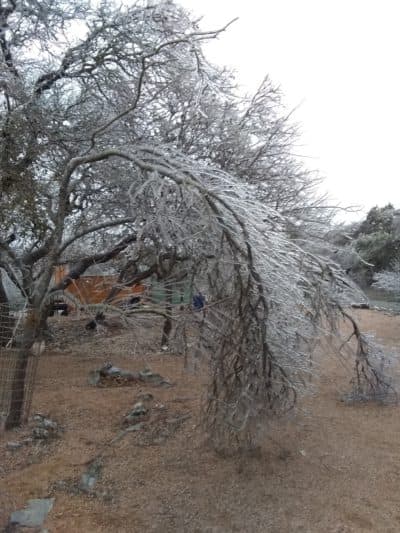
(9, 498, 54, 528)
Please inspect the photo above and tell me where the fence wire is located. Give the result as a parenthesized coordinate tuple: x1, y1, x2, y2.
(0, 304, 40, 430)
(0, 280, 200, 430)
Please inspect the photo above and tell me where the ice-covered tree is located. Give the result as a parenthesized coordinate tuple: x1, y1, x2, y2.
(373, 259, 400, 295)
(0, 1, 391, 441)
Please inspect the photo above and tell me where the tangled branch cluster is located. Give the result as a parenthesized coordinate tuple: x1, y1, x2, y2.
(120, 145, 391, 450)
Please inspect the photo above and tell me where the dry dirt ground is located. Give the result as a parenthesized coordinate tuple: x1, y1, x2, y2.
(1, 310, 400, 533)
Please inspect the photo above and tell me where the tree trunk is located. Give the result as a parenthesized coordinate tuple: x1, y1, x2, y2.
(5, 308, 39, 429)
(161, 285, 173, 348)
(0, 270, 14, 347)
(38, 301, 54, 340)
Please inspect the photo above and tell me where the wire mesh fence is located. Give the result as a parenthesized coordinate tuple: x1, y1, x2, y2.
(0, 303, 41, 431)
(0, 278, 202, 431)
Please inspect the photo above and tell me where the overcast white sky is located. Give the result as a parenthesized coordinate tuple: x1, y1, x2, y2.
(179, 0, 400, 220)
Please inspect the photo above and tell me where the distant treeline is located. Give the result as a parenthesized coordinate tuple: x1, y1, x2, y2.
(330, 204, 400, 287)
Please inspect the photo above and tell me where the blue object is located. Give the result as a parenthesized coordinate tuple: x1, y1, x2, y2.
(192, 293, 205, 310)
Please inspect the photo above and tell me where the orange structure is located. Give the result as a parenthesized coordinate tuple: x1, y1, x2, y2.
(53, 265, 145, 309)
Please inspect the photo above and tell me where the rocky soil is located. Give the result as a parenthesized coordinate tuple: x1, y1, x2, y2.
(1, 309, 400, 532)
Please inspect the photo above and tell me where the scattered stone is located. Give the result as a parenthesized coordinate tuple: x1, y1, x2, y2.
(40, 418, 58, 431)
(133, 401, 147, 414)
(158, 379, 173, 388)
(88, 370, 101, 386)
(100, 363, 138, 381)
(88, 364, 171, 388)
(80, 473, 97, 492)
(138, 367, 173, 387)
(105, 365, 124, 376)
(31, 414, 61, 440)
(80, 459, 102, 493)
(124, 402, 148, 425)
(139, 368, 161, 383)
(6, 435, 40, 451)
(33, 427, 50, 440)
(9, 498, 54, 528)
(89, 362, 139, 386)
(6, 441, 22, 450)
(138, 368, 165, 385)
